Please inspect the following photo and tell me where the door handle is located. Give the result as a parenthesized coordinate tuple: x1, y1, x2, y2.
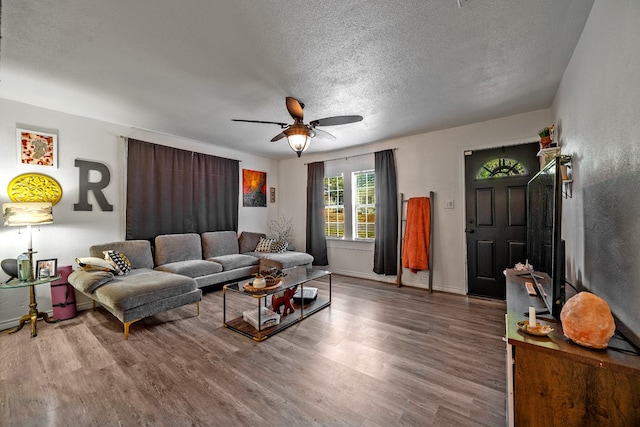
(466, 228, 475, 234)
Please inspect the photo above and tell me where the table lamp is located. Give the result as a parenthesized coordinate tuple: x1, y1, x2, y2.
(2, 202, 54, 281)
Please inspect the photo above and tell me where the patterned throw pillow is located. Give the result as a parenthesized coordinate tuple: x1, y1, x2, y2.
(255, 237, 275, 252)
(75, 257, 116, 273)
(270, 240, 288, 253)
(104, 250, 132, 275)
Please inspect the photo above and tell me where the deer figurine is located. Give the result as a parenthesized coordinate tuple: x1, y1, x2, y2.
(271, 286, 297, 316)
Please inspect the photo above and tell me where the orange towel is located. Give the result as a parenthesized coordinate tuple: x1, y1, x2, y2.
(402, 197, 431, 272)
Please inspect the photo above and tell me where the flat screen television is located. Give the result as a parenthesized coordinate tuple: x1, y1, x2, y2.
(527, 156, 566, 319)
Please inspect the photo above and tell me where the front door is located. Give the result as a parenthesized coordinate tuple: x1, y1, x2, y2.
(465, 143, 539, 299)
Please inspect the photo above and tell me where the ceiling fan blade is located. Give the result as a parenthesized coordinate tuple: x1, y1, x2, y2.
(310, 115, 363, 127)
(285, 97, 304, 121)
(312, 128, 336, 141)
(232, 119, 289, 128)
(271, 132, 286, 142)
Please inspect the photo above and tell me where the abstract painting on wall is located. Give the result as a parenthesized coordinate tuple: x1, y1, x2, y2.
(17, 128, 58, 168)
(243, 169, 267, 207)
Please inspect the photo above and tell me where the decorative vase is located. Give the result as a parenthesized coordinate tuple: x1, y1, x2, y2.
(17, 253, 31, 281)
(539, 136, 552, 149)
(253, 276, 266, 289)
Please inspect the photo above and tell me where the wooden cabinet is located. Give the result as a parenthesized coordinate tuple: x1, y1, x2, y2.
(505, 269, 640, 426)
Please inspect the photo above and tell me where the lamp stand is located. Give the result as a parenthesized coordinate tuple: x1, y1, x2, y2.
(6, 284, 57, 337)
(27, 224, 35, 282)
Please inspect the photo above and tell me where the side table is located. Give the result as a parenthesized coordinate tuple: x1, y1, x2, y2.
(0, 275, 61, 337)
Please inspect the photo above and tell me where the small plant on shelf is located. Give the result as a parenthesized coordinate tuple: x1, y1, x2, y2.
(538, 127, 550, 138)
(538, 127, 552, 149)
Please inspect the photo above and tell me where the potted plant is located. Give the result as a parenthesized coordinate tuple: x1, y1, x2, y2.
(538, 127, 552, 149)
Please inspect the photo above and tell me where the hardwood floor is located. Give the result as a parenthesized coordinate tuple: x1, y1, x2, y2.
(0, 274, 507, 426)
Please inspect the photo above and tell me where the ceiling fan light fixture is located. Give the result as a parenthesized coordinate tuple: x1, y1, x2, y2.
(285, 125, 311, 157)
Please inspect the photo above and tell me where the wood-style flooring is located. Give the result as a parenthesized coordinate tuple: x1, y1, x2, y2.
(0, 274, 507, 426)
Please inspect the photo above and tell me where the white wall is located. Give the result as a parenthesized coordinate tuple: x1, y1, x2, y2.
(552, 0, 640, 339)
(0, 99, 279, 329)
(279, 108, 551, 294)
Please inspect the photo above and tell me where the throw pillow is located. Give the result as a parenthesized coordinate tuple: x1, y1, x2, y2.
(270, 240, 288, 253)
(255, 237, 275, 252)
(103, 250, 132, 275)
(68, 270, 114, 293)
(75, 257, 116, 273)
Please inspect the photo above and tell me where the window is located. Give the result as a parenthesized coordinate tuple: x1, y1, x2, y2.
(324, 175, 344, 237)
(324, 156, 375, 240)
(476, 157, 526, 179)
(324, 170, 376, 240)
(353, 170, 375, 239)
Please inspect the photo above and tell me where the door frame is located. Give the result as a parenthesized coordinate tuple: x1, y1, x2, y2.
(460, 137, 540, 295)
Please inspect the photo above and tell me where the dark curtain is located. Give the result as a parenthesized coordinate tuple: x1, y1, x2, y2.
(126, 139, 239, 240)
(306, 161, 328, 265)
(373, 149, 398, 275)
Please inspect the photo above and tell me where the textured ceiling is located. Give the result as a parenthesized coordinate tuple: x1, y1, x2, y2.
(0, 0, 594, 159)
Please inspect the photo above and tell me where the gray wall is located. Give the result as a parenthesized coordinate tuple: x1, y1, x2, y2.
(553, 0, 640, 344)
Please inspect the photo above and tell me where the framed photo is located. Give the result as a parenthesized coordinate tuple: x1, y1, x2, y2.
(270, 187, 276, 203)
(242, 169, 267, 207)
(17, 128, 58, 168)
(36, 258, 57, 280)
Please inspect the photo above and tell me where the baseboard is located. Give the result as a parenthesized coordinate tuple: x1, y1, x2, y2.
(328, 268, 465, 295)
(0, 308, 54, 332)
(0, 301, 96, 332)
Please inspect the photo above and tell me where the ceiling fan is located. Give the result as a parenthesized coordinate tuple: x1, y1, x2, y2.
(232, 97, 363, 157)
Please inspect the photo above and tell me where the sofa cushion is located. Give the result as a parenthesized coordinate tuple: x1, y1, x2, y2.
(247, 251, 314, 269)
(201, 231, 240, 258)
(238, 231, 266, 253)
(90, 241, 154, 270)
(155, 233, 203, 265)
(206, 254, 258, 271)
(155, 260, 223, 278)
(93, 269, 197, 311)
(69, 270, 115, 293)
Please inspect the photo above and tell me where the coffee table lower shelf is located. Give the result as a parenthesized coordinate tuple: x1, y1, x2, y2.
(224, 297, 330, 341)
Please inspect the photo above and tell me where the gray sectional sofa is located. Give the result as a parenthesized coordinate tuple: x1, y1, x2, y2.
(69, 231, 313, 339)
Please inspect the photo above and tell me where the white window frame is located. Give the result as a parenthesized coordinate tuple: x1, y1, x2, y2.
(323, 155, 375, 241)
(352, 170, 375, 240)
(324, 174, 344, 238)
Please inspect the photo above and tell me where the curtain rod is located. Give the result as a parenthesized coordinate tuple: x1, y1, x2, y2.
(120, 128, 241, 162)
(305, 148, 397, 165)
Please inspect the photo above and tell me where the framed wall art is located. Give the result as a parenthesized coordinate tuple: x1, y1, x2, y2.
(242, 169, 267, 207)
(17, 128, 58, 168)
(36, 258, 58, 280)
(270, 187, 276, 203)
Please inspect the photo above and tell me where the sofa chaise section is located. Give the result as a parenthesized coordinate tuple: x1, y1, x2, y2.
(69, 240, 202, 339)
(238, 231, 314, 269)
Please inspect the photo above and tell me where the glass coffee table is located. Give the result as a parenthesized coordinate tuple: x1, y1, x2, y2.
(223, 267, 331, 341)
(0, 275, 61, 337)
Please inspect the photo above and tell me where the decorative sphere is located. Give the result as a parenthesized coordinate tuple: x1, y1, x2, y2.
(560, 292, 615, 349)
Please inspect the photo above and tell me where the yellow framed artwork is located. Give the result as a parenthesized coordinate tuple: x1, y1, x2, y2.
(17, 128, 58, 168)
(7, 173, 63, 205)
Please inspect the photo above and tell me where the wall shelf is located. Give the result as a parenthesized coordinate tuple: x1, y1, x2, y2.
(562, 179, 573, 198)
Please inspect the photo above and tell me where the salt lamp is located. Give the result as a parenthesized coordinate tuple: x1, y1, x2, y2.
(560, 292, 616, 349)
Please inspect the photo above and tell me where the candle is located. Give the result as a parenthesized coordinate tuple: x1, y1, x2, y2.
(529, 306, 537, 329)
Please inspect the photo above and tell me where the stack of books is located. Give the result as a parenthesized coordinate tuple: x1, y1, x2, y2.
(243, 307, 280, 330)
